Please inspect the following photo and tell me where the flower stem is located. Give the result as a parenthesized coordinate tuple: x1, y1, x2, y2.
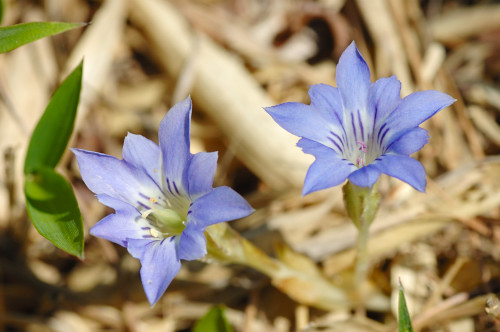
(343, 181, 380, 305)
(204, 217, 389, 312)
(205, 222, 280, 277)
(354, 209, 371, 292)
(205, 223, 350, 311)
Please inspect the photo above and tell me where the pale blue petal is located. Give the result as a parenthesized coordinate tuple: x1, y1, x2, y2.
(309, 84, 344, 126)
(122, 133, 161, 183)
(177, 222, 207, 261)
(186, 151, 218, 199)
(296, 138, 335, 156)
(303, 154, 355, 195)
(189, 186, 254, 227)
(336, 41, 370, 113)
(368, 76, 402, 124)
(372, 154, 426, 192)
(71, 149, 161, 207)
(89, 194, 147, 246)
(387, 127, 429, 155)
(384, 90, 455, 146)
(264, 102, 334, 147)
(348, 165, 381, 188)
(127, 237, 181, 306)
(159, 96, 192, 195)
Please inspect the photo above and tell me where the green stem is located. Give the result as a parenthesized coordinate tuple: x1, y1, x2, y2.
(203, 215, 389, 311)
(343, 181, 380, 303)
(205, 222, 280, 277)
(204, 223, 351, 310)
(354, 211, 371, 292)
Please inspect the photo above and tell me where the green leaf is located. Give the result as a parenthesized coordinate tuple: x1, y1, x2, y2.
(0, 21, 85, 53)
(24, 61, 83, 174)
(192, 306, 233, 332)
(25, 167, 84, 259)
(398, 281, 414, 332)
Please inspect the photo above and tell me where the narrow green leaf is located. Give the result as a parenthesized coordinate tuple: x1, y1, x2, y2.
(0, 21, 85, 53)
(25, 167, 83, 259)
(24, 61, 83, 174)
(398, 280, 414, 332)
(192, 306, 233, 332)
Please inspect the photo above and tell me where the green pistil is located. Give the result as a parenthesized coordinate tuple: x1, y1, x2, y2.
(143, 207, 186, 236)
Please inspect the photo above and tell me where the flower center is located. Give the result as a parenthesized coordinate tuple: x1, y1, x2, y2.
(142, 197, 186, 237)
(355, 141, 367, 167)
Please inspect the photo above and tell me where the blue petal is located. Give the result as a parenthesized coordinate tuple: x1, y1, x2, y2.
(384, 90, 455, 146)
(159, 96, 193, 195)
(127, 237, 181, 306)
(308, 84, 344, 127)
(296, 139, 356, 193)
(71, 148, 162, 207)
(388, 127, 429, 155)
(89, 194, 147, 246)
(336, 41, 371, 113)
(302, 153, 355, 195)
(368, 76, 402, 124)
(264, 102, 334, 147)
(297, 137, 334, 156)
(122, 133, 161, 184)
(186, 151, 218, 199)
(372, 154, 426, 192)
(348, 165, 382, 188)
(189, 186, 254, 227)
(178, 222, 207, 261)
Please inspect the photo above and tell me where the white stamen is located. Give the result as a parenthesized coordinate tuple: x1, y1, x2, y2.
(142, 210, 154, 219)
(150, 228, 160, 238)
(141, 197, 159, 219)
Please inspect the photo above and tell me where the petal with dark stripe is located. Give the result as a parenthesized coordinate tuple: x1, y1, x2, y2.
(264, 102, 334, 147)
(309, 84, 344, 127)
(372, 154, 426, 192)
(89, 194, 146, 246)
(186, 151, 218, 199)
(177, 222, 207, 260)
(303, 153, 356, 195)
(336, 42, 370, 114)
(159, 97, 192, 195)
(368, 76, 402, 125)
(71, 148, 162, 207)
(387, 127, 429, 155)
(189, 186, 254, 227)
(384, 90, 455, 147)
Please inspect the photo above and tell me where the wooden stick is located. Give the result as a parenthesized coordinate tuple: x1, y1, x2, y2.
(129, 0, 310, 191)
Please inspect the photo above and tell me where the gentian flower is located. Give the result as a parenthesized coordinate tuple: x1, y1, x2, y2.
(265, 41, 455, 195)
(72, 97, 254, 305)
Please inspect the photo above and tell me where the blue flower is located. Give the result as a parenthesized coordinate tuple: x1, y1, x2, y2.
(72, 97, 254, 305)
(265, 42, 456, 195)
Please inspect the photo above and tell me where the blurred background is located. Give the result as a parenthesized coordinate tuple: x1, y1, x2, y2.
(1, 0, 500, 331)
